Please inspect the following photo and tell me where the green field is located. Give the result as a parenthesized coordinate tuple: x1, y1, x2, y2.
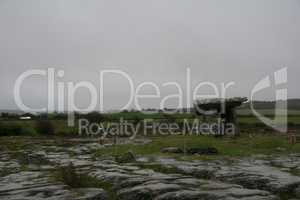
(1, 110, 300, 136)
(93, 134, 300, 159)
(1, 134, 299, 160)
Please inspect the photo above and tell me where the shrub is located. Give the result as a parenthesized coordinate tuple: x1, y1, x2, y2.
(35, 120, 55, 135)
(115, 151, 136, 163)
(0, 121, 38, 136)
(0, 122, 22, 136)
(85, 111, 104, 123)
(20, 126, 38, 136)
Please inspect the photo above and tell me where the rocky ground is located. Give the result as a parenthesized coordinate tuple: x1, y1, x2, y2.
(1, 138, 300, 200)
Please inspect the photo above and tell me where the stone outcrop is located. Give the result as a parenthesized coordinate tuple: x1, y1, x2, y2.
(194, 97, 248, 136)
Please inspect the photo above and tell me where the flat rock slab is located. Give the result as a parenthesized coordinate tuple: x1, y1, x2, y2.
(87, 159, 277, 200)
(155, 156, 300, 195)
(0, 171, 108, 200)
(114, 175, 277, 200)
(215, 159, 300, 193)
(195, 97, 248, 110)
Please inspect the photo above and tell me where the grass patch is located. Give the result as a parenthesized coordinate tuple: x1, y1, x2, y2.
(289, 168, 300, 176)
(0, 137, 28, 151)
(93, 134, 300, 160)
(52, 163, 117, 199)
(135, 163, 182, 174)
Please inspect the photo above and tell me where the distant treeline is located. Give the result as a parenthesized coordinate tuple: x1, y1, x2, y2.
(239, 99, 300, 110)
(1, 99, 300, 121)
(0, 111, 195, 121)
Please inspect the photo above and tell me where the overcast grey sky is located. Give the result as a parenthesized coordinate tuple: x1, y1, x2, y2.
(0, 0, 299, 111)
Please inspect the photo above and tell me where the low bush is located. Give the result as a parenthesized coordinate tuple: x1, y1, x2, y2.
(0, 122, 37, 136)
(35, 120, 55, 135)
